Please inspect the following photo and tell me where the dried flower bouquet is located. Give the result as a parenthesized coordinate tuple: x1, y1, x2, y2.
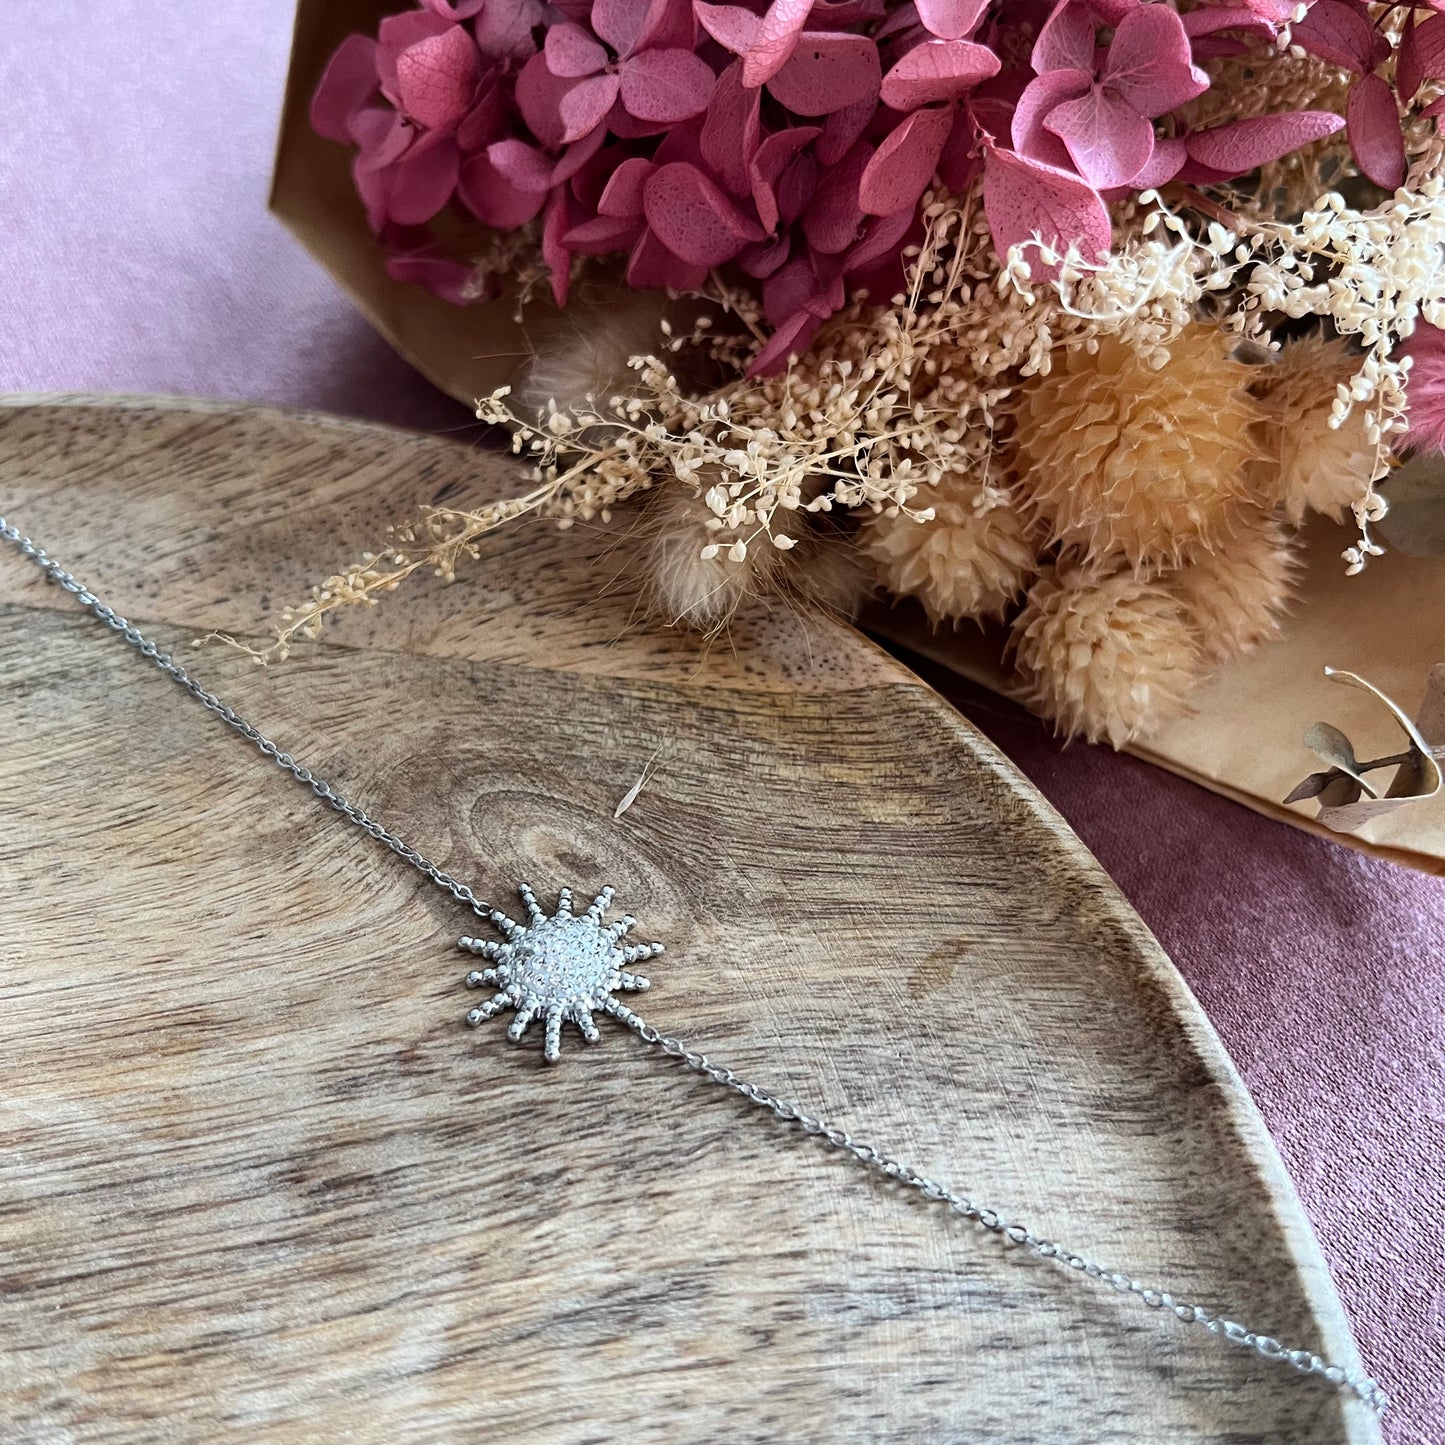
(287, 0, 1445, 748)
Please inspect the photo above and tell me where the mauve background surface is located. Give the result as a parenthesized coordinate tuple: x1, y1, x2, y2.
(0, 2, 1440, 1439)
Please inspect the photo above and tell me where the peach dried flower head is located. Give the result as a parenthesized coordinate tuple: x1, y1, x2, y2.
(1251, 334, 1379, 525)
(863, 475, 1038, 625)
(1168, 508, 1299, 665)
(1010, 565, 1202, 747)
(1010, 326, 1265, 572)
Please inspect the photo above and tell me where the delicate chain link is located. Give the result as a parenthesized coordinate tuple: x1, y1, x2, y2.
(2, 515, 1387, 1417)
(0, 517, 492, 918)
(619, 1012, 1389, 1416)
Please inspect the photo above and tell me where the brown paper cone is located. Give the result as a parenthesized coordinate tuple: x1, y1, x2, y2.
(868, 517, 1445, 874)
(271, 0, 535, 405)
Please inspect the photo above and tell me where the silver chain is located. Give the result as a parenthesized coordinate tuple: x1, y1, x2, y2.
(0, 516, 1387, 1417)
(0, 517, 492, 918)
(620, 1013, 1389, 1415)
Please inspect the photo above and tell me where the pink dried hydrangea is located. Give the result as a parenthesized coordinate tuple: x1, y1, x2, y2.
(1403, 320, 1445, 455)
(312, 0, 1435, 372)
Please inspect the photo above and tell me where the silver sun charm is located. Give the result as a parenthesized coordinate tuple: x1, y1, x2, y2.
(459, 883, 663, 1062)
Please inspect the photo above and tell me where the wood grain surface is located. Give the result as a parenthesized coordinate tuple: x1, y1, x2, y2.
(0, 396, 1375, 1444)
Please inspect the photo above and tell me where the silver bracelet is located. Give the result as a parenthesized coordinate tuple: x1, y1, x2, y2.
(0, 515, 1389, 1418)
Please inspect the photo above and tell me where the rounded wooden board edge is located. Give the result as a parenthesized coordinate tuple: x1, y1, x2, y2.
(0, 391, 1378, 1437)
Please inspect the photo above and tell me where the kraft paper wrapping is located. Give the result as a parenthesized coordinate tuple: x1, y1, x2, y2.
(272, 0, 1445, 873)
(867, 516, 1445, 875)
(271, 0, 534, 405)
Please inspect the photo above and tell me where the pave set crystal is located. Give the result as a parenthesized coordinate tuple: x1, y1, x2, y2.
(460, 883, 663, 1062)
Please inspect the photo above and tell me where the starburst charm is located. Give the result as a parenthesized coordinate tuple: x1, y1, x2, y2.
(459, 883, 663, 1062)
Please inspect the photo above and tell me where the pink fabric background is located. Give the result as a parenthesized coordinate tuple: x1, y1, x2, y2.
(1, 3, 1439, 1438)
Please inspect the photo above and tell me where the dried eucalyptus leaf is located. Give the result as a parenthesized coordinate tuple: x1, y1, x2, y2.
(1286, 667, 1443, 834)
(1283, 770, 1335, 804)
(1318, 771, 1367, 809)
(1303, 721, 1371, 787)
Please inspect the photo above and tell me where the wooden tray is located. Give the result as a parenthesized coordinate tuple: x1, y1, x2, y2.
(0, 397, 1375, 1443)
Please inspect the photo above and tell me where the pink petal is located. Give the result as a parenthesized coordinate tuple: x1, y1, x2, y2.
(1291, 0, 1376, 74)
(457, 149, 549, 227)
(694, 1, 760, 54)
(1126, 133, 1186, 188)
(311, 35, 380, 143)
(1185, 110, 1346, 175)
(1088, 0, 1136, 26)
(1032, 0, 1095, 75)
(739, 233, 794, 277)
(1236, 0, 1297, 21)
(1045, 84, 1155, 189)
(774, 150, 819, 224)
(609, 104, 676, 140)
(552, 124, 609, 186)
(474, 0, 546, 61)
(545, 23, 607, 78)
(701, 62, 763, 195)
(844, 202, 915, 272)
(1182, 6, 1275, 42)
(597, 0, 694, 59)
(637, 0, 699, 54)
(543, 191, 572, 306)
(808, 0, 888, 29)
(377, 11, 453, 97)
(353, 108, 414, 173)
(643, 161, 766, 264)
(394, 26, 479, 132)
(938, 102, 982, 190)
(599, 156, 656, 216)
(875, 2, 924, 43)
(804, 271, 847, 319)
(563, 213, 646, 252)
(914, 0, 989, 42)
(1398, 10, 1424, 104)
(1011, 69, 1093, 171)
(626, 230, 710, 289)
(389, 137, 461, 224)
(653, 118, 710, 168)
(742, 0, 816, 88)
(456, 80, 505, 152)
(418, 0, 486, 18)
(487, 137, 555, 193)
(859, 104, 952, 214)
(621, 48, 717, 122)
(747, 308, 824, 375)
(880, 39, 1000, 108)
(763, 254, 823, 325)
(353, 158, 395, 233)
(768, 32, 881, 115)
(1414, 13, 1445, 82)
(967, 77, 1021, 149)
(1424, 93, 1445, 121)
(385, 250, 474, 303)
(561, 73, 622, 143)
(981, 144, 1112, 273)
(817, 95, 876, 165)
(802, 140, 870, 251)
(750, 126, 821, 230)
(1189, 37, 1250, 61)
(1347, 73, 1407, 191)
(515, 51, 577, 149)
(1402, 322, 1445, 454)
(1102, 5, 1209, 117)
(593, 0, 650, 57)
